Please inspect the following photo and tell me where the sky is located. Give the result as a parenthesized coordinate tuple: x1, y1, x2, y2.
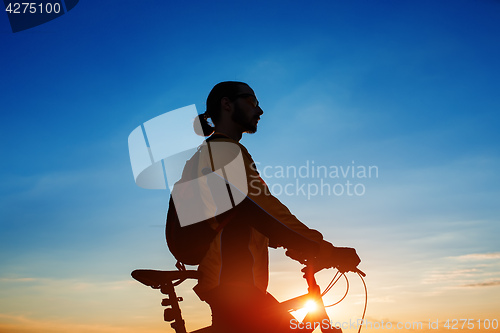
(1, 0, 499, 332)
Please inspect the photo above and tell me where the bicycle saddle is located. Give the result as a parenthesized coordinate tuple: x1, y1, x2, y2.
(132, 269, 200, 288)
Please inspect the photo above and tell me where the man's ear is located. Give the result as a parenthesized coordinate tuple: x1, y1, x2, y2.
(220, 97, 234, 114)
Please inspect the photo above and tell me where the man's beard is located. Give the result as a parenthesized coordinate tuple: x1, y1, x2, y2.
(232, 104, 258, 134)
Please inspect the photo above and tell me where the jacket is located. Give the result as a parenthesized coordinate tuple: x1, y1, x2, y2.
(184, 134, 324, 297)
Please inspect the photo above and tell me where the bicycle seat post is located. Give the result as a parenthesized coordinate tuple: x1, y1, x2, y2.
(131, 269, 200, 333)
(160, 281, 187, 333)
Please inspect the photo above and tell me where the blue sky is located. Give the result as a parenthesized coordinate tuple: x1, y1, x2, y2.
(1, 0, 499, 332)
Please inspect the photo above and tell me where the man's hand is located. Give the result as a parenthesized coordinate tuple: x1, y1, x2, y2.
(285, 248, 307, 265)
(331, 246, 361, 273)
(285, 241, 361, 274)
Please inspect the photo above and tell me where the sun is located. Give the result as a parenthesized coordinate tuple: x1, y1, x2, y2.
(304, 300, 317, 312)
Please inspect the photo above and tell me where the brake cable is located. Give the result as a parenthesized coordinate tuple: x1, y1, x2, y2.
(321, 271, 340, 296)
(357, 271, 368, 333)
(323, 273, 349, 308)
(319, 269, 368, 333)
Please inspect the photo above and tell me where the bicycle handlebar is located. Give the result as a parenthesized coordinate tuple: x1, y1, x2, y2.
(285, 247, 364, 277)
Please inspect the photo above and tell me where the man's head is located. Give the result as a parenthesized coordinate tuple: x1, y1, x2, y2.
(195, 81, 263, 140)
(229, 83, 262, 134)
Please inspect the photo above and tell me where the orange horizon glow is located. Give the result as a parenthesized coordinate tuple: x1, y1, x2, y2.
(1, 249, 499, 333)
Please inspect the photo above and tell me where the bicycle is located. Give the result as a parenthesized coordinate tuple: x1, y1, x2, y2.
(131, 263, 367, 333)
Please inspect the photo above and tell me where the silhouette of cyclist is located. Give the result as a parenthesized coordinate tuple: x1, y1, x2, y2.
(180, 81, 360, 333)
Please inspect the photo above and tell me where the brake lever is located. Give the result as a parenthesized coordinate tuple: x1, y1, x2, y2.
(353, 267, 366, 277)
(335, 265, 366, 277)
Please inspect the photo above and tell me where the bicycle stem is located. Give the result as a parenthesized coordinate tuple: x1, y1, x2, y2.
(278, 265, 325, 312)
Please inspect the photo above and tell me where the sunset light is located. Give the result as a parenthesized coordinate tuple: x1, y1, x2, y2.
(304, 300, 318, 313)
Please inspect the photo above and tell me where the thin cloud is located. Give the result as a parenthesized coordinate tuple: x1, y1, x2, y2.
(421, 268, 478, 285)
(0, 313, 146, 333)
(0, 277, 37, 282)
(462, 280, 500, 288)
(358, 295, 395, 304)
(452, 252, 500, 260)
